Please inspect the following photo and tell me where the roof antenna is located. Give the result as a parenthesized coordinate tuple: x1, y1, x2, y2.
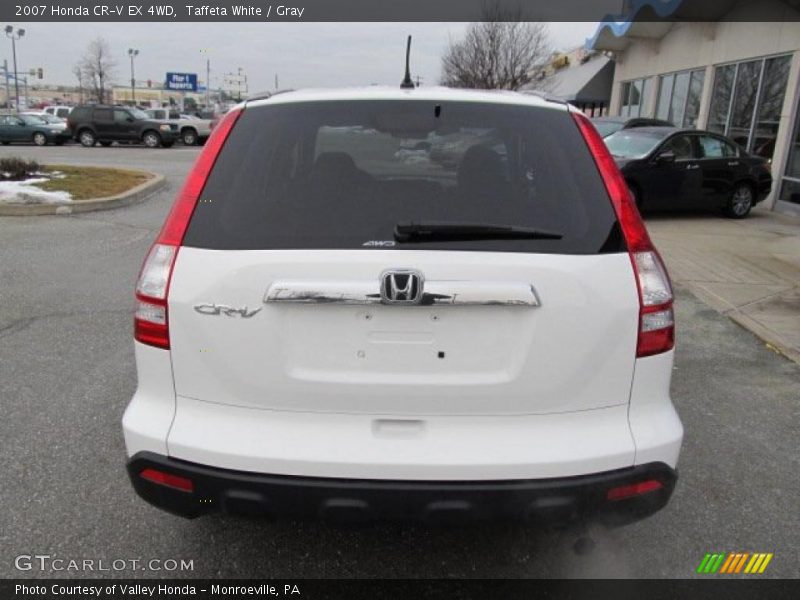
(400, 35, 415, 89)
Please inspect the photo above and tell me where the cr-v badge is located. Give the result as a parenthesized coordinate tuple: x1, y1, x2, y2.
(194, 304, 262, 318)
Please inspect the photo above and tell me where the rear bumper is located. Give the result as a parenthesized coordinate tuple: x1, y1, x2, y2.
(160, 130, 178, 143)
(127, 451, 677, 525)
(755, 173, 772, 203)
(51, 131, 71, 143)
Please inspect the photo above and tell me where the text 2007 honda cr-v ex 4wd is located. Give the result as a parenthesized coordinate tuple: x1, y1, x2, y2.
(123, 87, 683, 525)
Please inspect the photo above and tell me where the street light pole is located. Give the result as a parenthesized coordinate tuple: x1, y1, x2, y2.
(200, 49, 211, 110)
(128, 48, 139, 105)
(4, 26, 25, 111)
(3, 60, 10, 109)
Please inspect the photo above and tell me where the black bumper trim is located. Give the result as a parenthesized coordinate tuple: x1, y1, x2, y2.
(126, 452, 677, 525)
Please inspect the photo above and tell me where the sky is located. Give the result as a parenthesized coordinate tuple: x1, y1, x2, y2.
(1, 22, 599, 92)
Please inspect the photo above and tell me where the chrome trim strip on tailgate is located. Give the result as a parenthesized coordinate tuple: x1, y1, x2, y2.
(264, 281, 540, 307)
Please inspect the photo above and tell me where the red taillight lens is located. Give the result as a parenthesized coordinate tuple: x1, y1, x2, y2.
(140, 468, 194, 493)
(133, 106, 243, 349)
(572, 110, 674, 357)
(606, 479, 663, 501)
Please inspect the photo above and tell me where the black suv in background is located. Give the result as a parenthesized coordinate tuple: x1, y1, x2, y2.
(67, 105, 178, 148)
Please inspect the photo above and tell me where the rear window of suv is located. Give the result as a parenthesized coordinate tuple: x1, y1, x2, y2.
(183, 100, 623, 254)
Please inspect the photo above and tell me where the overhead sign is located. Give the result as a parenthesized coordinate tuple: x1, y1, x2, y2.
(165, 72, 198, 92)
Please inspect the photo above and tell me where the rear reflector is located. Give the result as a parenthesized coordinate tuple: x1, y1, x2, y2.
(606, 479, 663, 501)
(133, 106, 243, 350)
(140, 468, 194, 493)
(571, 110, 674, 358)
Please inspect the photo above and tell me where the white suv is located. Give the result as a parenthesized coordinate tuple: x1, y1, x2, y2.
(123, 87, 683, 524)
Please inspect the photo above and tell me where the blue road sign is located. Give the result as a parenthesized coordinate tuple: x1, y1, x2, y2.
(165, 72, 198, 92)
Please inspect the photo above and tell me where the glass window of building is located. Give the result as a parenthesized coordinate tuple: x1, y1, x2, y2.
(707, 54, 791, 160)
(753, 56, 792, 159)
(708, 64, 735, 134)
(655, 69, 705, 127)
(619, 77, 651, 117)
(684, 71, 705, 128)
(779, 101, 800, 206)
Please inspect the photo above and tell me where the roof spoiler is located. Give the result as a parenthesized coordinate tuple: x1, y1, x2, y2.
(245, 89, 295, 104)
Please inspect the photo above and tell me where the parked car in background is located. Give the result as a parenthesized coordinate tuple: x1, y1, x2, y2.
(592, 116, 673, 138)
(145, 108, 212, 145)
(605, 126, 772, 218)
(23, 111, 67, 125)
(0, 113, 71, 146)
(43, 105, 73, 120)
(68, 105, 178, 148)
(124, 88, 682, 525)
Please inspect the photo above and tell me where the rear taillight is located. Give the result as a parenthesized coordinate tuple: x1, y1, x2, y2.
(133, 106, 243, 349)
(572, 110, 674, 357)
(134, 244, 176, 349)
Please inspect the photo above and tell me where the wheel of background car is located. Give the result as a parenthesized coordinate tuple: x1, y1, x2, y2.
(142, 131, 161, 148)
(725, 183, 754, 219)
(33, 132, 48, 146)
(181, 128, 198, 145)
(100, 141, 113, 147)
(79, 130, 96, 147)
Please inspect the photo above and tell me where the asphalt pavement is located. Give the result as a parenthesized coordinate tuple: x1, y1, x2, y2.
(0, 144, 798, 578)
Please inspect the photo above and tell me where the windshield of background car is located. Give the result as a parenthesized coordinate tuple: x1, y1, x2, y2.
(183, 100, 624, 254)
(593, 120, 624, 138)
(605, 130, 667, 159)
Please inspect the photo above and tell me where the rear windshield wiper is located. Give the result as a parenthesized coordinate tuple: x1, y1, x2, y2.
(394, 221, 563, 243)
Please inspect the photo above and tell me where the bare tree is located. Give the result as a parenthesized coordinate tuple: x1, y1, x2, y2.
(80, 38, 115, 103)
(72, 63, 84, 103)
(441, 2, 551, 91)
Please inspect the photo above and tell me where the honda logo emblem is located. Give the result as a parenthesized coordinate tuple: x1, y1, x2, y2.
(380, 269, 424, 305)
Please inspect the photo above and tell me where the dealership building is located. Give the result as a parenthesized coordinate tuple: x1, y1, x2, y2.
(587, 0, 800, 215)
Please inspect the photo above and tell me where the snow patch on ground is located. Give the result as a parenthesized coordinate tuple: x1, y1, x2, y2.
(0, 177, 72, 204)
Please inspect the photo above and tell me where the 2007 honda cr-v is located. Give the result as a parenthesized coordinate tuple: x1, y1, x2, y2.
(123, 87, 683, 525)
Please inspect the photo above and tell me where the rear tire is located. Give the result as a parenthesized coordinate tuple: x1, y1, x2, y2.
(181, 128, 198, 146)
(142, 131, 162, 148)
(33, 132, 48, 146)
(78, 129, 96, 147)
(724, 183, 754, 219)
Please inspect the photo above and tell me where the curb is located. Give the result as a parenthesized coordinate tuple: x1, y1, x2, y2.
(679, 281, 800, 365)
(728, 309, 800, 366)
(0, 172, 166, 216)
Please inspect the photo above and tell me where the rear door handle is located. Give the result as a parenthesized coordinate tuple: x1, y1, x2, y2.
(727, 161, 740, 166)
(685, 164, 700, 170)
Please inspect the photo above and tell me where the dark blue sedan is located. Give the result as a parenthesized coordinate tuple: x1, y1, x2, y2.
(0, 114, 71, 146)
